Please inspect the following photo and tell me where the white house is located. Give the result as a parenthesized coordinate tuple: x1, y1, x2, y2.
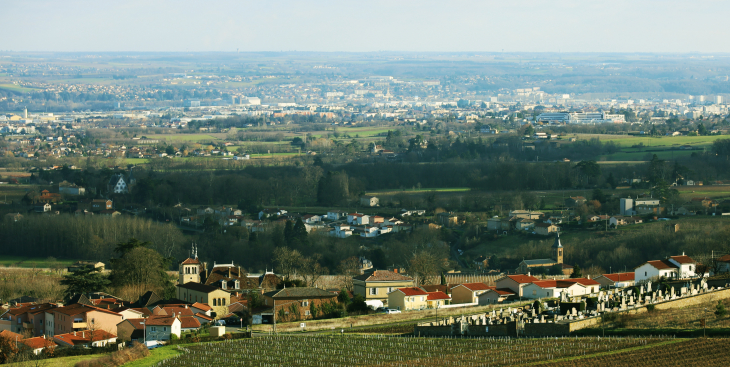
(634, 254, 697, 283)
(522, 280, 586, 299)
(360, 226, 379, 238)
(333, 225, 353, 238)
(143, 316, 181, 341)
(326, 210, 348, 221)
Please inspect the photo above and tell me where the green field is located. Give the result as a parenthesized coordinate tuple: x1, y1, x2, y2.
(146, 134, 222, 142)
(574, 134, 728, 148)
(124, 158, 150, 164)
(0, 83, 38, 93)
(0, 256, 76, 269)
(366, 187, 471, 195)
(601, 149, 695, 161)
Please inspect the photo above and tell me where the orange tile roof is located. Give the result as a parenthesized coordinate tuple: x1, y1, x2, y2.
(179, 316, 201, 329)
(560, 278, 600, 286)
(354, 270, 413, 282)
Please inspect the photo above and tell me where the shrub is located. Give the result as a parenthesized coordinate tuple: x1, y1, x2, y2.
(715, 301, 727, 318)
(646, 304, 656, 313)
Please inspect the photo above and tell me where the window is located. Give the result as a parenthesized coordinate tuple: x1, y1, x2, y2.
(532, 290, 537, 295)
(213, 299, 217, 306)
(163, 327, 167, 331)
(223, 299, 226, 306)
(304, 310, 310, 316)
(645, 272, 647, 276)
(369, 288, 377, 295)
(302, 301, 309, 307)
(151, 327, 157, 331)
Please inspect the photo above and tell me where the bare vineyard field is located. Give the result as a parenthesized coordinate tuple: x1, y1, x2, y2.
(541, 338, 730, 367)
(154, 335, 671, 367)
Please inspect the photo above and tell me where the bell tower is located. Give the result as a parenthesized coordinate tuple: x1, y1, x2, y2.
(179, 243, 201, 284)
(552, 233, 563, 264)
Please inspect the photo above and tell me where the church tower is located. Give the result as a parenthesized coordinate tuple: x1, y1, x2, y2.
(552, 233, 563, 264)
(179, 243, 201, 285)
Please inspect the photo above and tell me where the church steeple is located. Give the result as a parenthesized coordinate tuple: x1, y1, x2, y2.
(552, 233, 563, 264)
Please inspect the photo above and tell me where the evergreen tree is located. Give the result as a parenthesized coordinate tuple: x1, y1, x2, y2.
(284, 220, 295, 244)
(716, 300, 727, 318)
(61, 267, 111, 301)
(570, 265, 583, 278)
(292, 218, 309, 246)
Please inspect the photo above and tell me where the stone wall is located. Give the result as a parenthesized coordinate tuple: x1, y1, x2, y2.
(523, 323, 570, 337)
(414, 321, 517, 337)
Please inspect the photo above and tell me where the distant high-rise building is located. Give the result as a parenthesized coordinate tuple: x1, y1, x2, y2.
(717, 96, 723, 104)
(699, 95, 706, 102)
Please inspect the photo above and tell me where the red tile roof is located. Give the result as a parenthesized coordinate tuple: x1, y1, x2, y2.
(0, 330, 24, 341)
(560, 278, 600, 286)
(426, 291, 450, 301)
(21, 337, 57, 350)
(601, 272, 635, 282)
(54, 330, 116, 346)
(179, 316, 201, 329)
(122, 318, 146, 330)
(718, 255, 730, 263)
(670, 255, 696, 264)
(191, 302, 212, 312)
(396, 287, 428, 296)
(181, 258, 201, 265)
(195, 313, 213, 321)
(162, 307, 194, 317)
(505, 275, 540, 283)
(54, 304, 121, 317)
(143, 315, 179, 326)
(646, 259, 678, 270)
(493, 288, 516, 295)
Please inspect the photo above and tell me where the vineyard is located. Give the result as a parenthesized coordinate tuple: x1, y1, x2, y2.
(541, 338, 730, 367)
(154, 335, 674, 366)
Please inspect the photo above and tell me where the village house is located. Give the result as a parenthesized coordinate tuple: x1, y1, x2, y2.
(333, 225, 353, 238)
(115, 318, 145, 343)
(495, 274, 540, 297)
(609, 216, 644, 227)
(534, 222, 558, 235)
(594, 272, 635, 289)
(437, 212, 459, 227)
(261, 287, 338, 322)
(635, 254, 697, 282)
(387, 287, 429, 311)
(52, 304, 123, 337)
(477, 289, 516, 305)
(353, 270, 415, 306)
(143, 315, 182, 341)
(450, 283, 493, 304)
(360, 195, 379, 207)
(326, 210, 348, 221)
(516, 218, 535, 231)
(7, 303, 59, 336)
(564, 196, 586, 208)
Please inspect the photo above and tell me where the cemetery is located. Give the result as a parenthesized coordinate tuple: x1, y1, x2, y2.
(416, 278, 730, 336)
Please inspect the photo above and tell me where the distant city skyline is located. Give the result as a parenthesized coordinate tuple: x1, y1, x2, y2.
(2, 0, 730, 53)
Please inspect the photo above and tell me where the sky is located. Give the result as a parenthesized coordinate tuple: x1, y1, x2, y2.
(2, 0, 729, 53)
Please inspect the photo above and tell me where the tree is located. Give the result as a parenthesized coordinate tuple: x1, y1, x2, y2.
(61, 267, 110, 302)
(407, 250, 441, 286)
(346, 294, 369, 314)
(570, 265, 583, 278)
(337, 257, 361, 291)
(698, 122, 707, 136)
(273, 247, 303, 281)
(299, 254, 328, 287)
(550, 264, 564, 275)
(291, 218, 308, 246)
(109, 246, 173, 300)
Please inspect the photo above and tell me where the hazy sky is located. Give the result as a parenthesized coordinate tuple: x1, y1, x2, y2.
(2, 0, 729, 53)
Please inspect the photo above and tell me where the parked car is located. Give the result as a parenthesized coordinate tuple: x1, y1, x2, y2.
(385, 309, 401, 314)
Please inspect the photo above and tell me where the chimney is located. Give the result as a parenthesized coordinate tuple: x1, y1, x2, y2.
(73, 331, 76, 336)
(82, 331, 85, 338)
(587, 275, 590, 279)
(184, 305, 188, 309)
(228, 267, 232, 279)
